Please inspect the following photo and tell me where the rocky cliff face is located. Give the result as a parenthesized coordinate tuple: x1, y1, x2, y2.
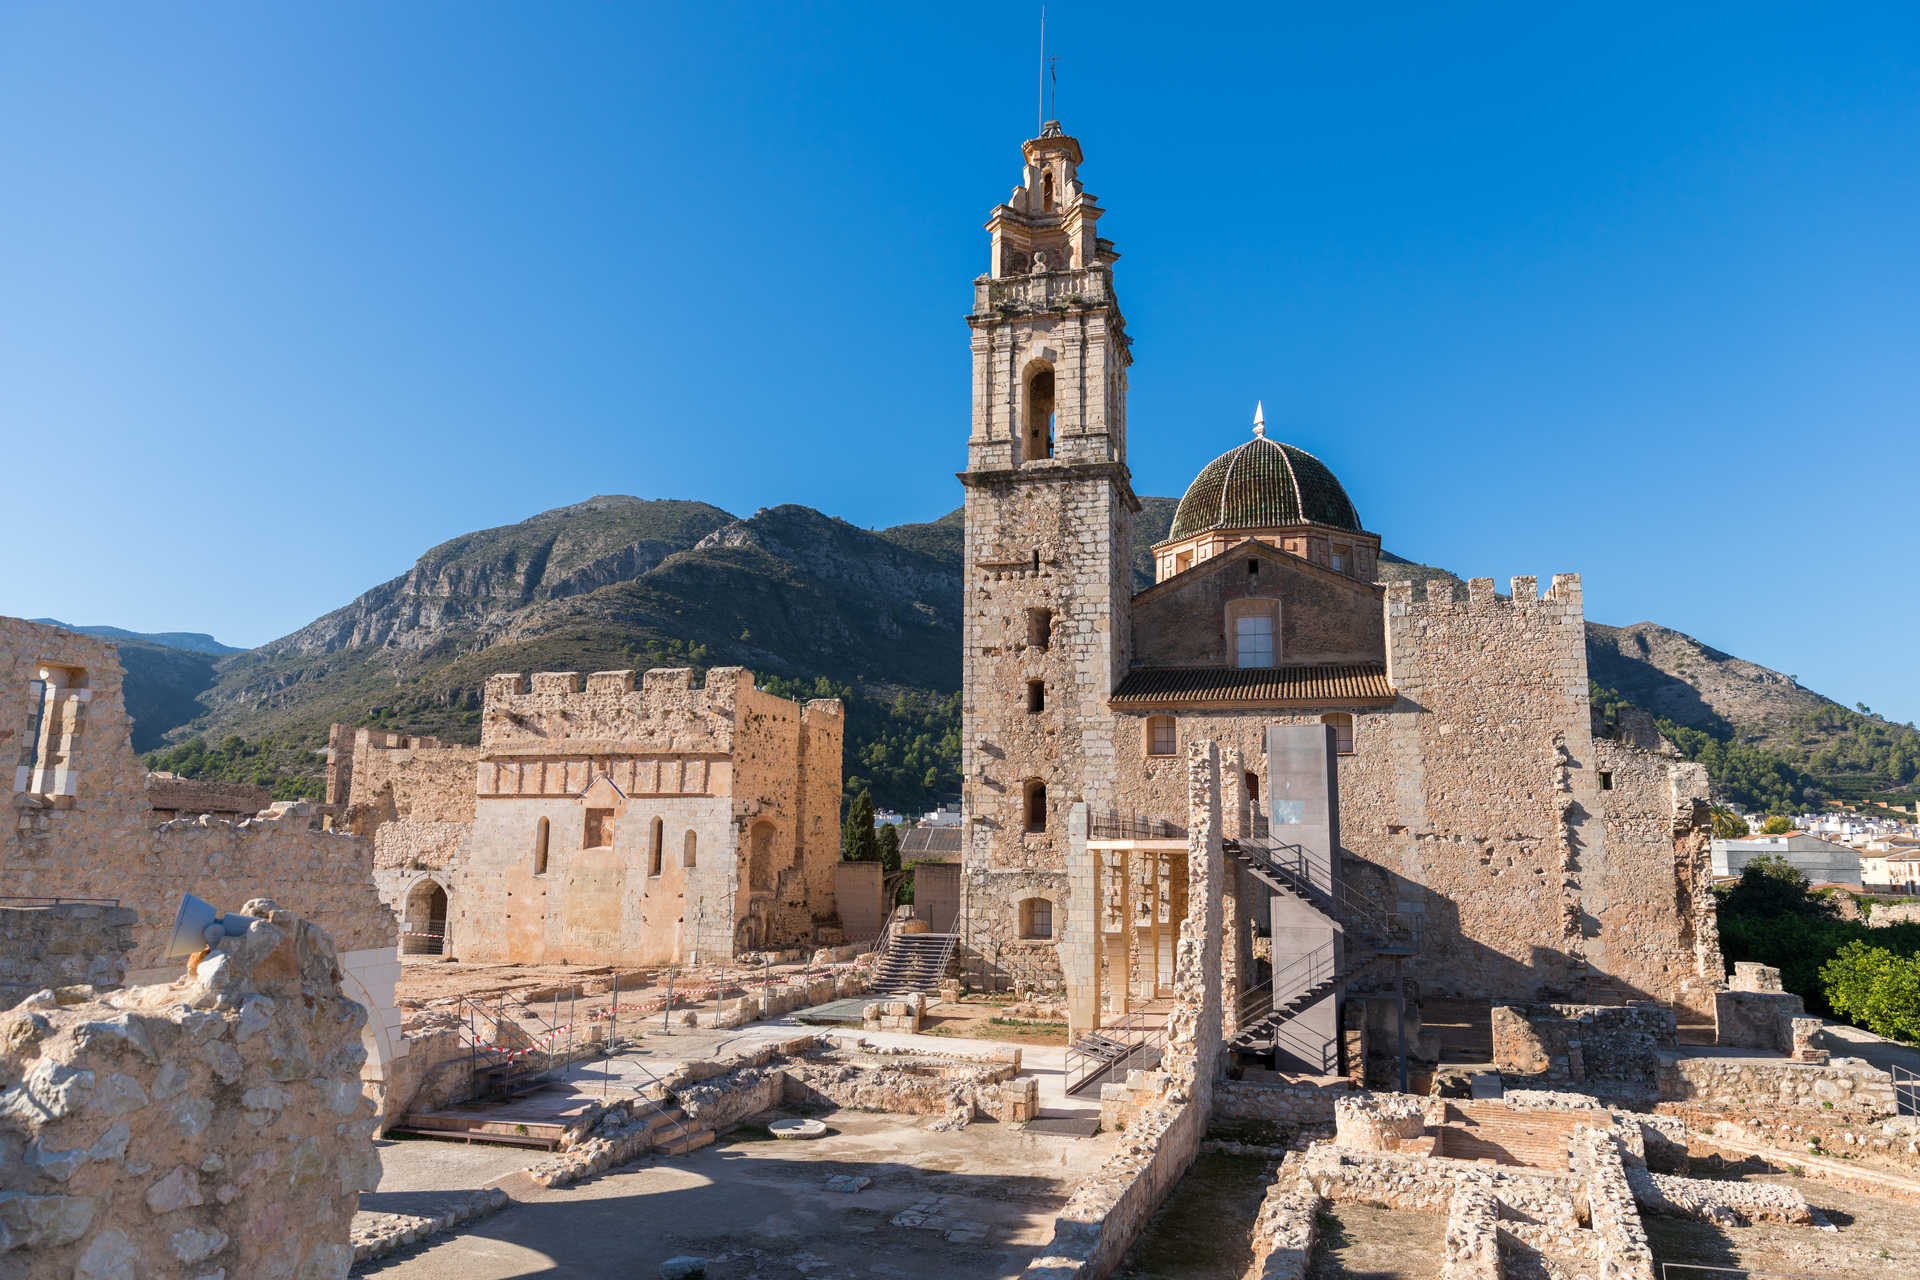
(1586, 621, 1830, 739)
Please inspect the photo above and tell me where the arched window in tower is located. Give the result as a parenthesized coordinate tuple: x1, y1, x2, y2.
(648, 816, 664, 876)
(1024, 363, 1055, 461)
(1041, 169, 1056, 212)
(1023, 779, 1048, 833)
(683, 829, 698, 868)
(533, 817, 550, 875)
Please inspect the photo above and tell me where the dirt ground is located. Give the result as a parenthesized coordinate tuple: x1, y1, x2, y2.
(920, 997, 1069, 1047)
(357, 1107, 1116, 1279)
(1308, 1202, 1446, 1280)
(1644, 1165, 1920, 1278)
(1115, 1152, 1270, 1279)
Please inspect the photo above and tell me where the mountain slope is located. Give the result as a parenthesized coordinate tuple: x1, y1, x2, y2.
(128, 492, 1908, 814)
(31, 620, 239, 656)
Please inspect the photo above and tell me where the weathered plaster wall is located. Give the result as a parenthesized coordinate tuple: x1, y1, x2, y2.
(0, 905, 379, 1279)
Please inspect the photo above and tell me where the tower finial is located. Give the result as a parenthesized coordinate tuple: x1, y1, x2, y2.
(1253, 401, 1266, 438)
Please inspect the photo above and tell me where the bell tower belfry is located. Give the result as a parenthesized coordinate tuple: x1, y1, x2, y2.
(959, 121, 1137, 989)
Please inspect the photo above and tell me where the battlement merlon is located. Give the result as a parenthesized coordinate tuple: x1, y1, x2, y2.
(479, 666, 783, 755)
(1383, 572, 1582, 612)
(1384, 572, 1588, 693)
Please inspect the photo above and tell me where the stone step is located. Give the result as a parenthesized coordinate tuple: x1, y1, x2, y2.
(656, 1127, 715, 1156)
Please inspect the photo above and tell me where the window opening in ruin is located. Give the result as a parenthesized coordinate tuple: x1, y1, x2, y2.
(1027, 680, 1045, 713)
(1321, 713, 1355, 755)
(1234, 614, 1275, 668)
(1027, 607, 1053, 650)
(1032, 548, 1041, 572)
(584, 807, 614, 849)
(1146, 716, 1176, 757)
(1023, 779, 1048, 833)
(1248, 558, 1259, 576)
(1245, 771, 1260, 802)
(649, 816, 664, 875)
(1041, 169, 1056, 211)
(1024, 365, 1055, 461)
(683, 830, 698, 868)
(1018, 896, 1053, 939)
(533, 817, 550, 875)
(1599, 771, 1614, 791)
(1175, 550, 1193, 574)
(403, 880, 448, 956)
(18, 665, 86, 796)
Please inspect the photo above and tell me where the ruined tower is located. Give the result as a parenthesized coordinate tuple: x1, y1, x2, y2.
(959, 122, 1138, 985)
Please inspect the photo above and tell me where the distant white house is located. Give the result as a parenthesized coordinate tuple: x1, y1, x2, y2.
(1711, 833, 1862, 887)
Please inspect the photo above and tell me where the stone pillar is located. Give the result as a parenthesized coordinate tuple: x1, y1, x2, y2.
(1165, 740, 1225, 1102)
(1063, 802, 1099, 1040)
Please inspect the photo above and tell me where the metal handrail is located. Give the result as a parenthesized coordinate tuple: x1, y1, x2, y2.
(1089, 809, 1187, 841)
(0, 894, 122, 906)
(1893, 1064, 1920, 1117)
(1232, 942, 1338, 1046)
(1066, 1012, 1169, 1095)
(1232, 836, 1419, 952)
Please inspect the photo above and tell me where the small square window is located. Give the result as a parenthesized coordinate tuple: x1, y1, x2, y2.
(584, 808, 615, 849)
(1599, 771, 1614, 791)
(1146, 716, 1177, 757)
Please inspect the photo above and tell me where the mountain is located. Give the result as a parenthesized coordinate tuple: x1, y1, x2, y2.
(30, 620, 239, 655)
(124, 492, 1912, 815)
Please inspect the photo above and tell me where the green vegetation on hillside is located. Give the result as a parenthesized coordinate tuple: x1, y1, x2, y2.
(143, 735, 324, 801)
(1716, 856, 1920, 1043)
(1592, 680, 1919, 814)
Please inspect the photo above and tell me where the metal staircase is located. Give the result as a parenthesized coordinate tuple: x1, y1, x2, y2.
(1223, 836, 1418, 1067)
(868, 931, 957, 996)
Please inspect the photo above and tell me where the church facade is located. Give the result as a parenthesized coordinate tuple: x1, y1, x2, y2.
(957, 124, 1722, 1047)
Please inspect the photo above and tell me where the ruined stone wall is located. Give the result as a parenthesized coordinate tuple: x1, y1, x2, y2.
(1, 619, 152, 879)
(1491, 1003, 1677, 1092)
(1656, 1048, 1898, 1119)
(344, 729, 481, 825)
(0, 902, 136, 1006)
(144, 775, 272, 821)
(0, 905, 378, 1278)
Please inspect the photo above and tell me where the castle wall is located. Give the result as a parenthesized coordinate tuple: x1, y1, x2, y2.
(446, 667, 843, 965)
(1129, 544, 1384, 668)
(1100, 577, 1716, 1008)
(342, 728, 481, 824)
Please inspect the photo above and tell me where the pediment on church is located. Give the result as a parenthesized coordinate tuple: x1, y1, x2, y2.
(1130, 540, 1386, 671)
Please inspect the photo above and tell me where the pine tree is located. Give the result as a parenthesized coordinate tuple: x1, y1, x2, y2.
(842, 790, 878, 862)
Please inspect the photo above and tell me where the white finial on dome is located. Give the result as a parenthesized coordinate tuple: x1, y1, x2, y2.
(1252, 401, 1266, 438)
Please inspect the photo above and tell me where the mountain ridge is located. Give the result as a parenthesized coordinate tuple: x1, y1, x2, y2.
(100, 493, 1911, 813)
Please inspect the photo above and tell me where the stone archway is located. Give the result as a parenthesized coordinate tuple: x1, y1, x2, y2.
(402, 878, 449, 956)
(747, 821, 777, 894)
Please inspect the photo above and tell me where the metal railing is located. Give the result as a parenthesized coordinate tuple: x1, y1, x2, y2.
(1065, 1011, 1169, 1095)
(1894, 1064, 1920, 1117)
(1661, 1264, 1841, 1280)
(1088, 809, 1187, 841)
(1231, 836, 1420, 953)
(0, 894, 121, 906)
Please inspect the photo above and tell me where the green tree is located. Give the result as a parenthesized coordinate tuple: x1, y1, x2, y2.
(1720, 855, 1835, 921)
(1821, 941, 1920, 1044)
(841, 790, 878, 863)
(876, 822, 902, 876)
(1710, 806, 1748, 840)
(1761, 815, 1796, 835)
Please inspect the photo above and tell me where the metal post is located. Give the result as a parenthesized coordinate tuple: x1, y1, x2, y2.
(1395, 972, 1409, 1095)
(606, 972, 617, 1099)
(662, 965, 673, 1034)
(763, 954, 771, 1017)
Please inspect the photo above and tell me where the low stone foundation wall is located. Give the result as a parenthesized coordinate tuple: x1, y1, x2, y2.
(1248, 1168, 1321, 1280)
(1492, 1003, 1674, 1093)
(0, 901, 137, 1006)
(864, 992, 926, 1032)
(1299, 1144, 1585, 1226)
(1440, 1186, 1499, 1280)
(1569, 1128, 1656, 1280)
(1625, 1164, 1812, 1225)
(1656, 1049, 1897, 1119)
(1214, 1077, 1347, 1128)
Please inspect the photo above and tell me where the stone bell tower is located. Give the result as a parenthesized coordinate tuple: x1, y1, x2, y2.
(959, 121, 1137, 988)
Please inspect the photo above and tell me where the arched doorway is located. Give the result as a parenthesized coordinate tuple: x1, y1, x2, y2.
(403, 879, 448, 956)
(747, 821, 776, 893)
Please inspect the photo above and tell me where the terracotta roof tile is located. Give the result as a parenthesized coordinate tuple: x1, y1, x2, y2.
(1111, 663, 1394, 708)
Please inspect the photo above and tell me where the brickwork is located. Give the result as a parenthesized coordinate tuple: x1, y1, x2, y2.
(0, 904, 378, 1279)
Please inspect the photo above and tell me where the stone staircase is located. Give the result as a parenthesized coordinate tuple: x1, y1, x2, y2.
(643, 1104, 715, 1156)
(868, 931, 956, 996)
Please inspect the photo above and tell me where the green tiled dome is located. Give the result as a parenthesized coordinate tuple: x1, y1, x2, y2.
(1167, 436, 1362, 541)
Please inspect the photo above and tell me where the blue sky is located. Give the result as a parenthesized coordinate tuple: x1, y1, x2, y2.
(2, 3, 1915, 721)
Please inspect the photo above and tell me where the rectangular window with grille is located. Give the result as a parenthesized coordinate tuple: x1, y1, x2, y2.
(1234, 614, 1275, 668)
(1147, 716, 1176, 757)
